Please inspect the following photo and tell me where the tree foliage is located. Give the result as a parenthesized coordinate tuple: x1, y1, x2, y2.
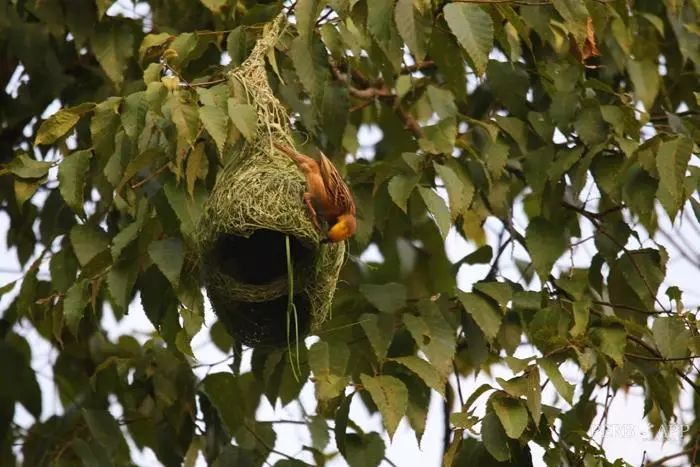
(1, 0, 700, 466)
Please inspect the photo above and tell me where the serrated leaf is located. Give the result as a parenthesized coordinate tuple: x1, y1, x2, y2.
(388, 173, 418, 213)
(58, 149, 92, 216)
(481, 410, 510, 462)
(121, 91, 147, 139)
(367, 0, 403, 72)
(107, 259, 139, 315)
(360, 374, 408, 439)
(92, 21, 134, 87)
(526, 367, 541, 425)
(434, 161, 473, 221)
(653, 317, 690, 360)
(199, 104, 228, 155)
(35, 103, 95, 146)
(525, 217, 567, 280)
(227, 101, 257, 140)
(656, 136, 692, 219)
(6, 153, 53, 179)
(360, 282, 407, 313)
(64, 280, 90, 335)
(148, 238, 184, 287)
(394, 0, 432, 62)
(70, 224, 109, 266)
(418, 187, 450, 239)
(592, 325, 626, 366)
(186, 143, 207, 196)
(443, 3, 493, 75)
(309, 340, 350, 400)
(111, 221, 141, 260)
(202, 373, 245, 432)
(552, 0, 589, 43)
(167, 92, 200, 144)
(457, 291, 502, 340)
(360, 313, 395, 362)
(296, 0, 324, 44)
(538, 358, 574, 404)
(403, 302, 456, 376)
(82, 409, 130, 462)
(344, 432, 385, 467)
(627, 59, 659, 110)
(491, 394, 528, 439)
(391, 356, 446, 397)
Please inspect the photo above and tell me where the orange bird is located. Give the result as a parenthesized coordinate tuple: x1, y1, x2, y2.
(273, 142, 356, 243)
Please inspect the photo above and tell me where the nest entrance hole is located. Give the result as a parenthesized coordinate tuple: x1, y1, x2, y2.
(212, 229, 313, 285)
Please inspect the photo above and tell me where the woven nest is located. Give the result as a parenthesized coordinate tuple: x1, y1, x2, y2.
(196, 17, 345, 347)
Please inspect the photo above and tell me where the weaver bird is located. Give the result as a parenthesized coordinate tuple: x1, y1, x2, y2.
(273, 142, 356, 243)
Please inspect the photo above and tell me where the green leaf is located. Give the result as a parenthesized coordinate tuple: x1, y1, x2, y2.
(82, 409, 130, 462)
(202, 373, 245, 433)
(167, 92, 200, 144)
(121, 91, 147, 139)
(360, 313, 395, 362)
(388, 173, 418, 213)
(360, 374, 408, 439)
(367, 0, 403, 72)
(111, 221, 142, 261)
(227, 101, 257, 141)
(148, 238, 184, 287)
(434, 161, 474, 221)
(403, 302, 456, 376)
(394, 0, 432, 62)
(64, 279, 90, 336)
(6, 153, 53, 179)
(344, 432, 385, 467)
(418, 187, 451, 240)
(592, 325, 627, 366)
(538, 358, 574, 404)
(457, 291, 502, 340)
(58, 149, 92, 216)
(35, 103, 95, 146)
(570, 299, 590, 337)
(199, 104, 229, 155)
(652, 316, 690, 360)
(390, 356, 446, 397)
(309, 415, 329, 451)
(70, 224, 109, 266)
(627, 59, 660, 110)
(525, 217, 568, 280)
(526, 367, 541, 425)
(360, 282, 407, 313)
(296, 0, 324, 44)
(92, 21, 134, 87)
(335, 393, 353, 455)
(552, 0, 589, 43)
(308, 340, 350, 400)
(491, 394, 529, 439)
(481, 410, 510, 462)
(107, 259, 139, 316)
(656, 136, 692, 219)
(443, 3, 493, 75)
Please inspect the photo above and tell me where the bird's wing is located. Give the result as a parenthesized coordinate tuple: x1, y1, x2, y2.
(318, 152, 356, 216)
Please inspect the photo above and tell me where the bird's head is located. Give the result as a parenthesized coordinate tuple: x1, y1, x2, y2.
(324, 214, 356, 243)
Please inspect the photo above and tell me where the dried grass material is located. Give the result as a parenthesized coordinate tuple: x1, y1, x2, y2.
(196, 15, 345, 347)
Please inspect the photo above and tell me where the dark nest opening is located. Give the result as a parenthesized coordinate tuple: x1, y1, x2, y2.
(212, 229, 314, 285)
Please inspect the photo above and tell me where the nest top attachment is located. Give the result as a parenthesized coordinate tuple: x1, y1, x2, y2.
(196, 16, 346, 347)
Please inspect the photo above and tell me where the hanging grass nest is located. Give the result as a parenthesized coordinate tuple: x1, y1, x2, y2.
(196, 17, 345, 347)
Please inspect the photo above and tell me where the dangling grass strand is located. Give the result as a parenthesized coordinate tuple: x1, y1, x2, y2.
(285, 234, 302, 382)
